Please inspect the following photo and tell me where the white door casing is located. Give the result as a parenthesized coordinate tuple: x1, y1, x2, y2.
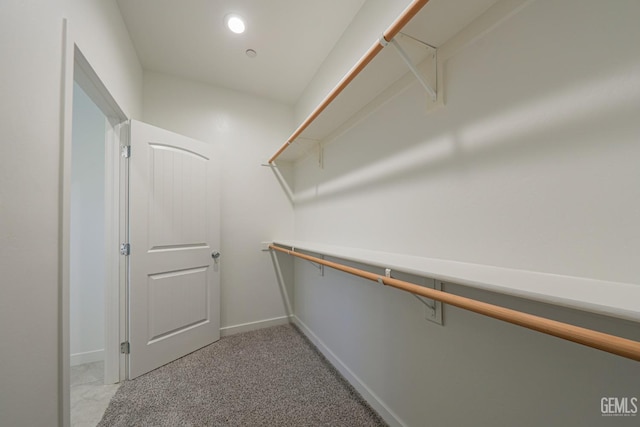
(128, 120, 221, 379)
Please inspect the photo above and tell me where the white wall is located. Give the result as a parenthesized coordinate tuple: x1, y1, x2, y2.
(0, 1, 142, 425)
(294, 0, 410, 124)
(142, 72, 295, 333)
(291, 0, 640, 426)
(70, 82, 106, 365)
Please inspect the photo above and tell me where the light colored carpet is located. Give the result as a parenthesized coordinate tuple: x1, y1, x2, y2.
(98, 324, 387, 426)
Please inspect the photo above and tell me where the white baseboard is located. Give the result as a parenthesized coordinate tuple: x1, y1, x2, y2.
(70, 349, 104, 366)
(220, 315, 292, 337)
(292, 315, 407, 427)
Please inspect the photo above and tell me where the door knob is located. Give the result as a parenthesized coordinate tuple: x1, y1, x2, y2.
(211, 251, 221, 260)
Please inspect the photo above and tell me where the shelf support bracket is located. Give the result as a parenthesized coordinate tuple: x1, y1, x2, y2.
(412, 293, 436, 311)
(306, 257, 324, 276)
(388, 37, 437, 102)
(378, 268, 443, 325)
(420, 280, 443, 325)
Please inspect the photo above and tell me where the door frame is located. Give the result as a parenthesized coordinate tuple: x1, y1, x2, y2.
(60, 19, 128, 427)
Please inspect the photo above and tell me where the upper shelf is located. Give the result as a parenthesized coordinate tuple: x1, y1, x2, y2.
(269, 0, 502, 163)
(272, 240, 640, 323)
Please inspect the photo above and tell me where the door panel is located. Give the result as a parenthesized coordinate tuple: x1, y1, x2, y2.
(129, 120, 220, 379)
(148, 143, 208, 248)
(147, 267, 209, 341)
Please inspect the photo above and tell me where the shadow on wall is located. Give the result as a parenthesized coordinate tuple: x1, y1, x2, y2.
(266, 161, 295, 207)
(270, 250, 295, 316)
(289, 60, 640, 206)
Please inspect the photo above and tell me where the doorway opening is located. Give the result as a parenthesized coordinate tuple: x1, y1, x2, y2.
(69, 80, 121, 425)
(61, 20, 129, 426)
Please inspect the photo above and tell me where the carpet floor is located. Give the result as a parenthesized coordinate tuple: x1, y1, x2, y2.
(98, 324, 387, 426)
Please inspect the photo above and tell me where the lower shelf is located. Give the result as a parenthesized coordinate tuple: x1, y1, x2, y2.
(272, 240, 640, 323)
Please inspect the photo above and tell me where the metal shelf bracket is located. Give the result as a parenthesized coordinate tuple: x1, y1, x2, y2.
(420, 280, 443, 325)
(410, 279, 443, 325)
(387, 34, 437, 102)
(306, 257, 324, 276)
(379, 268, 443, 325)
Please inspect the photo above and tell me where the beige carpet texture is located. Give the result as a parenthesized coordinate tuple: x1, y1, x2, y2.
(98, 324, 387, 426)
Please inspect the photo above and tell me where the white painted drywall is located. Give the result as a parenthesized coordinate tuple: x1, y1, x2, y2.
(69, 82, 105, 365)
(142, 72, 295, 333)
(0, 1, 141, 424)
(294, 0, 411, 124)
(291, 0, 640, 426)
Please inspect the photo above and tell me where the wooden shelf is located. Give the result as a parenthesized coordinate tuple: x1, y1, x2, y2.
(273, 240, 640, 323)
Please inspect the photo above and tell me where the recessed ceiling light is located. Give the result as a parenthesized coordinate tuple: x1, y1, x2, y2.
(224, 14, 245, 34)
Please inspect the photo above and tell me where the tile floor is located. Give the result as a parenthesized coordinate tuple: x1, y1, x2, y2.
(70, 361, 120, 427)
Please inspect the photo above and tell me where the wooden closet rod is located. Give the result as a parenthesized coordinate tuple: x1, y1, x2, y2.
(268, 0, 431, 164)
(269, 244, 640, 362)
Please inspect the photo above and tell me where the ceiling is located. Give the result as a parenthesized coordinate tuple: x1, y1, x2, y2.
(116, 0, 367, 105)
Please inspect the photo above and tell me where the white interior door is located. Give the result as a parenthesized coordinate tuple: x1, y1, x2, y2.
(128, 120, 220, 379)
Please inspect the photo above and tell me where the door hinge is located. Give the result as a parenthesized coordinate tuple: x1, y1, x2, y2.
(120, 243, 130, 256)
(121, 145, 131, 158)
(120, 341, 130, 354)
